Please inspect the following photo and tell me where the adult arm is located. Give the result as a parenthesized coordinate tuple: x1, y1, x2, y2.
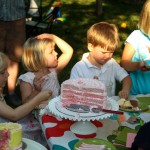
(0, 90, 51, 121)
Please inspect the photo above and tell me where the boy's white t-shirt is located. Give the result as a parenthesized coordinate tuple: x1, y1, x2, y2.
(70, 53, 129, 96)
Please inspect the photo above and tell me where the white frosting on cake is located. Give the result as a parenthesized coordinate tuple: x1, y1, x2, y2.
(61, 78, 107, 109)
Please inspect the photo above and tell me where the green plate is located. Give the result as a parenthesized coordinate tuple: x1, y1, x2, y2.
(119, 101, 148, 112)
(74, 138, 116, 150)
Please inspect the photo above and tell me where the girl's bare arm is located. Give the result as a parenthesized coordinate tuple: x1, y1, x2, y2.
(0, 90, 51, 121)
(20, 81, 39, 103)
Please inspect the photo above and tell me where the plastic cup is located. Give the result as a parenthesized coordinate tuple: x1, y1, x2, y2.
(144, 58, 150, 68)
(99, 80, 113, 97)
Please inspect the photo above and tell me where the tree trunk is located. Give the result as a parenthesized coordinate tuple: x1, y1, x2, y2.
(96, 0, 103, 16)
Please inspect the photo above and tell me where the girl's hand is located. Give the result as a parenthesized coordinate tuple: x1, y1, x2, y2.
(139, 61, 150, 71)
(36, 90, 52, 102)
(36, 33, 55, 40)
(118, 90, 129, 100)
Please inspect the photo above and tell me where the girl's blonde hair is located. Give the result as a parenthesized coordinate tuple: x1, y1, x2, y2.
(139, 0, 150, 37)
(22, 37, 54, 72)
(87, 22, 119, 52)
(0, 52, 8, 71)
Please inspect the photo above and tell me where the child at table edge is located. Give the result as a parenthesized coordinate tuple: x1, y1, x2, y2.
(70, 22, 131, 99)
(131, 121, 150, 150)
(0, 52, 51, 145)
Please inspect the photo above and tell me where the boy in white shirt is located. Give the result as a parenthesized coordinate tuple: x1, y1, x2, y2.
(70, 22, 131, 99)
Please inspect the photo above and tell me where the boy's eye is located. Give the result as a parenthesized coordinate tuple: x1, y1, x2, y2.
(101, 51, 113, 54)
(101, 52, 107, 54)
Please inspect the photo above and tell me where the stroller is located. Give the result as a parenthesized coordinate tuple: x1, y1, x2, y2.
(25, 0, 62, 36)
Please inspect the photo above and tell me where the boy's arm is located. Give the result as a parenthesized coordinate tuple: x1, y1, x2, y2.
(118, 75, 132, 99)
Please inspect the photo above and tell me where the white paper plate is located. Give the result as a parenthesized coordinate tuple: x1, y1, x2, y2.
(23, 138, 47, 150)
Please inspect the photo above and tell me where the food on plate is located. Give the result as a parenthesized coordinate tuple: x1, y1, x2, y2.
(118, 99, 139, 111)
(130, 100, 138, 108)
(127, 116, 139, 124)
(61, 78, 108, 109)
(76, 143, 111, 150)
(0, 123, 22, 150)
(118, 99, 133, 109)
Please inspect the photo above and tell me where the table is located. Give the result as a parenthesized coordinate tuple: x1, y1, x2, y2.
(39, 95, 150, 150)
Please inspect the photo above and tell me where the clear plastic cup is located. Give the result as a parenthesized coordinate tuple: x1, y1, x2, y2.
(144, 58, 150, 68)
(99, 80, 113, 97)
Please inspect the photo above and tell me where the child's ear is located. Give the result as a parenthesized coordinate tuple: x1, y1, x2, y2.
(88, 43, 94, 52)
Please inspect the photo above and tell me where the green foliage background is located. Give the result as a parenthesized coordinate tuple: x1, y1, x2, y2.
(26, 0, 144, 84)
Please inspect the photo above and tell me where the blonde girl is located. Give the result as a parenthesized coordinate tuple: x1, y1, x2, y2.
(0, 52, 51, 121)
(19, 34, 73, 107)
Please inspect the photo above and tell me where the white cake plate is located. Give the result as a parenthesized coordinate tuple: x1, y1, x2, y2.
(70, 121, 97, 135)
(48, 96, 119, 135)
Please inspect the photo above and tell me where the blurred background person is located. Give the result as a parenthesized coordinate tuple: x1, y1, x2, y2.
(0, 0, 26, 107)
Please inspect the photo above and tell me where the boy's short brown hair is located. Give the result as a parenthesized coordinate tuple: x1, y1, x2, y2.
(87, 22, 119, 52)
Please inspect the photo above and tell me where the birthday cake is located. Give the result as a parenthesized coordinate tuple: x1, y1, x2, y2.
(60, 78, 108, 112)
(0, 123, 22, 150)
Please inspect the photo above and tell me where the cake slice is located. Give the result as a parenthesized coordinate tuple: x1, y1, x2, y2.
(0, 123, 22, 150)
(61, 78, 108, 109)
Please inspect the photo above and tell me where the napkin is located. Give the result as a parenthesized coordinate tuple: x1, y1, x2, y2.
(126, 133, 137, 148)
(114, 126, 137, 145)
